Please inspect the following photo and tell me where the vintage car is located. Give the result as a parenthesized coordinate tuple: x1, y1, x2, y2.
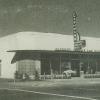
(63, 70, 76, 78)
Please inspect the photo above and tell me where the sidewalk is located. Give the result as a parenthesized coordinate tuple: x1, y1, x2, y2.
(8, 77, 100, 88)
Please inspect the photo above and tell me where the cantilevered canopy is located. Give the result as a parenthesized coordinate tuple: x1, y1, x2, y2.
(9, 50, 41, 64)
(8, 50, 100, 64)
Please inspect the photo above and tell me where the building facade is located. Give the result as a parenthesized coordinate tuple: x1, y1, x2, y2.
(0, 31, 100, 78)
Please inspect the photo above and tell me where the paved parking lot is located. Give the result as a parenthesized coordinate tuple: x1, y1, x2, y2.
(0, 78, 100, 100)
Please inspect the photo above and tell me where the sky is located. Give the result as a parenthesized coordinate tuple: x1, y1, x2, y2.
(0, 0, 100, 37)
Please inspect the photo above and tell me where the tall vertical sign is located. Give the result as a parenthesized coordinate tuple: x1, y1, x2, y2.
(73, 11, 86, 51)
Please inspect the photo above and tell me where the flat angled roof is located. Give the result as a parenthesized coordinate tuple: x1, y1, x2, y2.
(10, 50, 100, 64)
(7, 50, 100, 56)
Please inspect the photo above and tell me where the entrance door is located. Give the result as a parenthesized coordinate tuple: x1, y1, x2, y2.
(71, 60, 80, 77)
(41, 59, 51, 75)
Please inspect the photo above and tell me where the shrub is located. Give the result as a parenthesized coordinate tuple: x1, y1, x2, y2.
(84, 74, 100, 78)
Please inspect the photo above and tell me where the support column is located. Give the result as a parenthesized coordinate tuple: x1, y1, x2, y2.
(59, 55, 62, 74)
(87, 54, 90, 74)
(80, 61, 84, 78)
(68, 61, 71, 70)
(96, 60, 98, 74)
(49, 58, 52, 75)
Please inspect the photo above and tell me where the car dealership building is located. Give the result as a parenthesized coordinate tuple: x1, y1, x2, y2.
(0, 31, 100, 78)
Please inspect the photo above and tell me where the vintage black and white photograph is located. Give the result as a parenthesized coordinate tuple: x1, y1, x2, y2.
(0, 0, 100, 100)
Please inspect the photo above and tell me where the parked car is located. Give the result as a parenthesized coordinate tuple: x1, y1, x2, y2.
(63, 70, 76, 78)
